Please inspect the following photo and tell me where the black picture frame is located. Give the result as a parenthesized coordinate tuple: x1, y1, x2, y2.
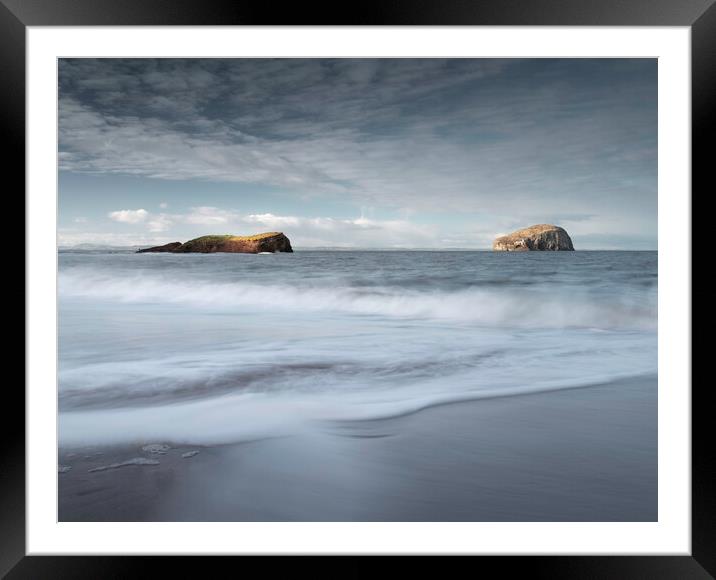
(5, 1, 706, 577)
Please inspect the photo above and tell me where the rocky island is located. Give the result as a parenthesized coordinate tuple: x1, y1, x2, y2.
(137, 232, 293, 254)
(493, 224, 574, 251)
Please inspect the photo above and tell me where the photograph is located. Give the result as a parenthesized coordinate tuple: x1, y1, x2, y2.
(56, 57, 659, 523)
(2, 0, 705, 570)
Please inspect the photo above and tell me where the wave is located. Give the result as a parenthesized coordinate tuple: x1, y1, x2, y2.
(57, 255, 657, 449)
(59, 269, 656, 330)
(59, 350, 513, 411)
(58, 371, 657, 447)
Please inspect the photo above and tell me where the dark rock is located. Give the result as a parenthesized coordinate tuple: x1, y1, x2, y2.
(137, 232, 293, 254)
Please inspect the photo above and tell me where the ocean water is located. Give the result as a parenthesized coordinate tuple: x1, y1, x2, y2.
(58, 250, 657, 447)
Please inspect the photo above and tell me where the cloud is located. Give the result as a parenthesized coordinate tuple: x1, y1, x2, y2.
(73, 216, 88, 223)
(147, 214, 173, 232)
(243, 213, 300, 228)
(60, 58, 657, 247)
(69, 203, 652, 249)
(233, 212, 437, 247)
(108, 208, 148, 223)
(184, 206, 236, 225)
(59, 59, 656, 212)
(106, 206, 439, 248)
(58, 229, 173, 247)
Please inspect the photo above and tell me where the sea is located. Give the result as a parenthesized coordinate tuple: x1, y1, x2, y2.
(58, 250, 657, 448)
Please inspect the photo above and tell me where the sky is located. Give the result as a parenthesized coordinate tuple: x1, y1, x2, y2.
(58, 58, 657, 249)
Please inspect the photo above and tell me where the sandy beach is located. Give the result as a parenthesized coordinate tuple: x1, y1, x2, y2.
(59, 374, 656, 522)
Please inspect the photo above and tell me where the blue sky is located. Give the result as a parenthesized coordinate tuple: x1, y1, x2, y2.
(58, 58, 657, 249)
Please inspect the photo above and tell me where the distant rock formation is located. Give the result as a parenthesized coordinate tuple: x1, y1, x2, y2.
(493, 224, 574, 251)
(136, 242, 183, 253)
(137, 232, 293, 254)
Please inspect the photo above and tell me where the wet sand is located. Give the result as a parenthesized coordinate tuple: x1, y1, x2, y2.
(59, 375, 657, 521)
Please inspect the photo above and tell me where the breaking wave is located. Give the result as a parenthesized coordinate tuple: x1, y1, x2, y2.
(59, 269, 656, 331)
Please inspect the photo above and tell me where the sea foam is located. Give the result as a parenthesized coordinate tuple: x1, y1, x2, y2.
(59, 268, 655, 331)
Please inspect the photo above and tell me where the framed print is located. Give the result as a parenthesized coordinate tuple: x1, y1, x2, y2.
(7, 0, 706, 577)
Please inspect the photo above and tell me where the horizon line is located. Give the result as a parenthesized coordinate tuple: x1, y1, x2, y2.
(58, 244, 658, 252)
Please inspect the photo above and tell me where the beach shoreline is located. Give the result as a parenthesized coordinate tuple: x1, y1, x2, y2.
(59, 374, 657, 522)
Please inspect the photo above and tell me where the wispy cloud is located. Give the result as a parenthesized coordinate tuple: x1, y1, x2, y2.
(58, 229, 174, 247)
(99, 206, 440, 248)
(184, 206, 235, 225)
(107, 208, 148, 224)
(60, 58, 657, 248)
(146, 214, 173, 232)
